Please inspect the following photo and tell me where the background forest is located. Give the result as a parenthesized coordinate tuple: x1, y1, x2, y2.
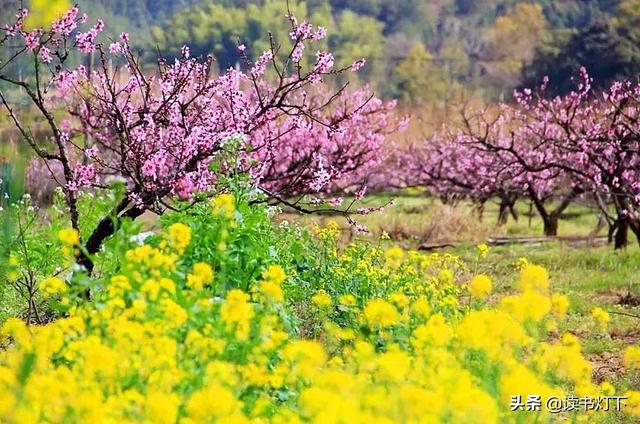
(2, 0, 636, 106)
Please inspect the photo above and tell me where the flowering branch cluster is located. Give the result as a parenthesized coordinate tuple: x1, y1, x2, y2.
(0, 6, 398, 272)
(398, 69, 640, 248)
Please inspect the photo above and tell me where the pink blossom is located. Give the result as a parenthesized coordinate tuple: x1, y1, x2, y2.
(22, 30, 41, 51)
(313, 26, 327, 41)
(351, 58, 366, 72)
(108, 42, 123, 54)
(38, 47, 52, 63)
(85, 146, 98, 159)
(52, 7, 79, 35)
(352, 223, 369, 234)
(72, 164, 97, 189)
(173, 176, 195, 200)
(292, 43, 305, 63)
(289, 21, 312, 40)
(75, 19, 104, 53)
(251, 50, 273, 78)
(314, 51, 334, 74)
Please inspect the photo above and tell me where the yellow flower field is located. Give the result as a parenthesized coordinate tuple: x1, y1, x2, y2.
(0, 217, 636, 423)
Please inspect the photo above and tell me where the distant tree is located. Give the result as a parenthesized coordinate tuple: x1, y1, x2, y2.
(612, 0, 640, 72)
(392, 42, 432, 105)
(439, 39, 470, 79)
(522, 20, 638, 95)
(535, 0, 617, 28)
(150, 4, 248, 69)
(328, 0, 381, 18)
(329, 10, 384, 80)
(151, 2, 331, 71)
(483, 3, 550, 93)
(329, 0, 428, 35)
(391, 42, 465, 108)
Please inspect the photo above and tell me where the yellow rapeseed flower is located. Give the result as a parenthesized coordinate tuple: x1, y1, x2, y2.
(411, 313, 452, 348)
(187, 262, 214, 291)
(625, 346, 640, 369)
(410, 297, 431, 319)
(311, 290, 332, 308)
(500, 290, 551, 322)
(220, 290, 254, 341)
(363, 299, 399, 328)
(500, 364, 562, 410)
(384, 246, 404, 270)
(24, 0, 71, 30)
(514, 256, 529, 270)
(476, 243, 489, 258)
(517, 264, 549, 293)
(591, 307, 609, 330)
(338, 294, 356, 307)
(7, 254, 19, 281)
(262, 265, 286, 286)
(58, 228, 80, 245)
(186, 385, 242, 420)
(600, 381, 616, 396)
(468, 275, 492, 300)
(258, 280, 284, 304)
(437, 269, 454, 285)
(625, 391, 640, 417)
(167, 223, 191, 252)
(210, 193, 236, 218)
(144, 391, 179, 424)
(389, 292, 409, 309)
(1, 318, 29, 345)
(314, 220, 341, 244)
(40, 276, 67, 297)
(283, 340, 327, 372)
(551, 293, 569, 316)
(159, 299, 188, 328)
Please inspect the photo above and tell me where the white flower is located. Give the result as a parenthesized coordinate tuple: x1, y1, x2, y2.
(129, 231, 154, 245)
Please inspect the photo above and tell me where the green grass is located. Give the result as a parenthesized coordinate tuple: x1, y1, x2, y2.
(279, 194, 608, 245)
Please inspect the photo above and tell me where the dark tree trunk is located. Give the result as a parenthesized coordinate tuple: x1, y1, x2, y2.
(542, 214, 559, 237)
(497, 196, 517, 226)
(474, 200, 486, 222)
(608, 219, 618, 244)
(497, 200, 509, 226)
(509, 202, 518, 221)
(76, 198, 145, 275)
(630, 218, 640, 247)
(614, 218, 629, 250)
(529, 187, 581, 237)
(530, 193, 554, 236)
(611, 194, 640, 250)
